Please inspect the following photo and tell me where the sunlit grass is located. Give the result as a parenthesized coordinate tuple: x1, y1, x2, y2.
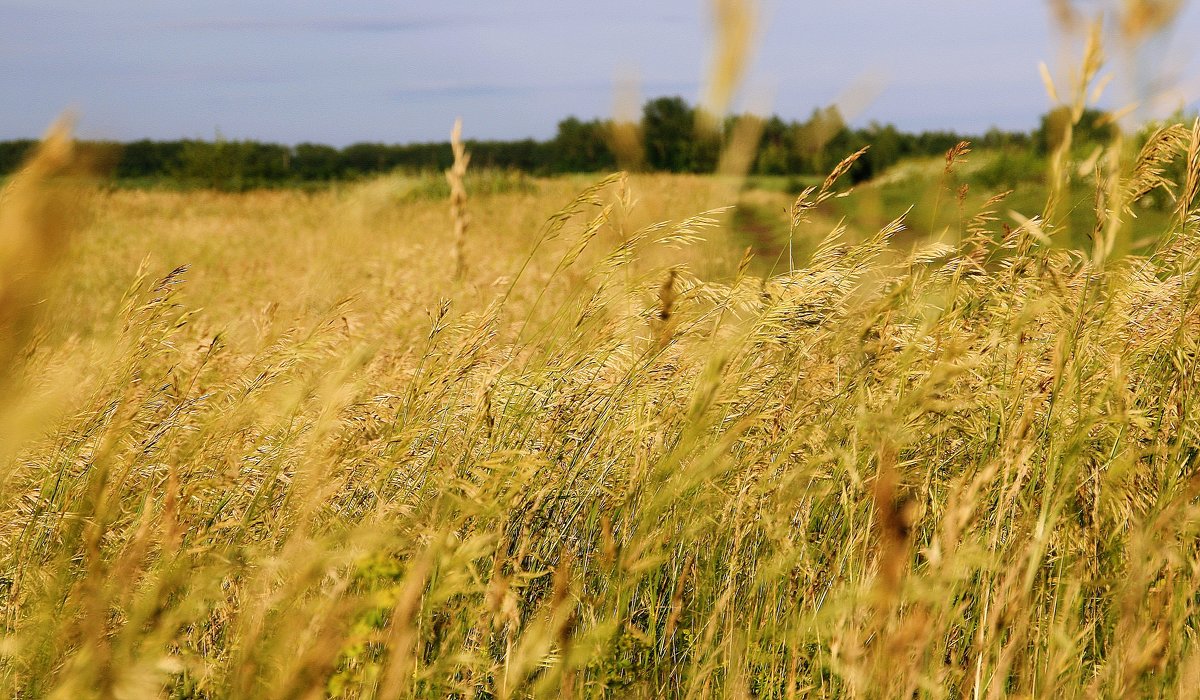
(3, 102, 1200, 699)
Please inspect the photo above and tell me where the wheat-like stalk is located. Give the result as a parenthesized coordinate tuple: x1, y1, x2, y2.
(447, 118, 471, 280)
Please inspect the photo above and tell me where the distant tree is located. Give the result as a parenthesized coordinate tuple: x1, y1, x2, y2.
(980, 127, 1031, 149)
(293, 143, 341, 180)
(390, 143, 453, 171)
(115, 140, 183, 180)
(858, 121, 906, 179)
(242, 142, 291, 182)
(914, 130, 966, 157)
(551, 117, 616, 173)
(825, 126, 871, 182)
(643, 96, 698, 172)
(170, 136, 292, 190)
(175, 138, 241, 189)
(470, 138, 543, 171)
(0, 139, 36, 174)
(340, 143, 390, 176)
(0, 95, 1091, 186)
(754, 116, 791, 175)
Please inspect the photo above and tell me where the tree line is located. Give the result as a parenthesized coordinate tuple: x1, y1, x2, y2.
(0, 97, 1110, 191)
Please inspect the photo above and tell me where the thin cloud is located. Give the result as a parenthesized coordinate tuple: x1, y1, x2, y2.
(158, 11, 691, 34)
(160, 17, 461, 33)
(393, 80, 699, 102)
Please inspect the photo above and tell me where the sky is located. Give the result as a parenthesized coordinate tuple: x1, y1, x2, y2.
(2, 0, 1199, 145)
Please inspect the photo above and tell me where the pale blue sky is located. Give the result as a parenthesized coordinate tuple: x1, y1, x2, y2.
(2, 1, 1198, 144)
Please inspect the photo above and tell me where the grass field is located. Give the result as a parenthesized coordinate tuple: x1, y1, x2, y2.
(4, 110, 1200, 699)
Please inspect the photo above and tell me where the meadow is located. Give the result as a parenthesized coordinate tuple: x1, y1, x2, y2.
(5, 82, 1200, 700)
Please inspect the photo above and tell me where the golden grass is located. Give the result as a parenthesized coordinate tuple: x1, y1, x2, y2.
(5, 10, 1200, 693)
(3, 107, 1200, 698)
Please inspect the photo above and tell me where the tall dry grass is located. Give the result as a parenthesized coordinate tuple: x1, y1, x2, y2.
(4, 111, 1200, 697)
(5, 6, 1200, 698)
(447, 119, 471, 281)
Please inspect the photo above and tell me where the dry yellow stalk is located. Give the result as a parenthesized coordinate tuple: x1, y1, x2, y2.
(1119, 0, 1184, 42)
(446, 118, 471, 280)
(610, 75, 645, 172)
(700, 0, 757, 132)
(0, 118, 75, 376)
(0, 117, 78, 466)
(1176, 118, 1200, 226)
